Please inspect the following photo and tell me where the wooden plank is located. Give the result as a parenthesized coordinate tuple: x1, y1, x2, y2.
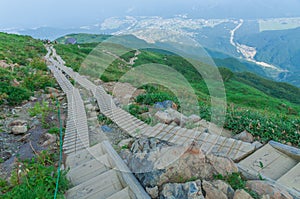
(277, 163, 300, 192)
(65, 170, 123, 199)
(239, 144, 298, 180)
(102, 141, 151, 199)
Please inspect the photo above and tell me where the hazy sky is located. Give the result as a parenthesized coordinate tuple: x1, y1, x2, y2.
(1, 0, 300, 28)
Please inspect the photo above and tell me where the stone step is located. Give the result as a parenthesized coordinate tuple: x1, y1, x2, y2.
(65, 169, 123, 199)
(106, 187, 131, 199)
(67, 154, 112, 186)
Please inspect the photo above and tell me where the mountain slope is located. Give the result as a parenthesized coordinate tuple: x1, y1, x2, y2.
(0, 32, 54, 105)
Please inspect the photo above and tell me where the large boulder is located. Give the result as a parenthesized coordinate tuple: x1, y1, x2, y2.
(154, 108, 188, 126)
(121, 138, 238, 188)
(160, 180, 204, 199)
(233, 189, 253, 199)
(246, 181, 293, 199)
(211, 180, 235, 199)
(202, 180, 228, 199)
(146, 186, 159, 199)
(154, 111, 173, 124)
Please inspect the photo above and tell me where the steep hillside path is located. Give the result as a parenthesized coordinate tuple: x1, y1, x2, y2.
(46, 45, 300, 197)
(47, 48, 150, 199)
(46, 45, 255, 162)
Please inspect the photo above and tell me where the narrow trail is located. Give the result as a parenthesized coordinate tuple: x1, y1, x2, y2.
(46, 45, 300, 198)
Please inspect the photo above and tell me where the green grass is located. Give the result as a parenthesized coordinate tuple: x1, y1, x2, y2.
(56, 33, 111, 44)
(0, 32, 54, 105)
(214, 172, 260, 199)
(1, 151, 69, 199)
(52, 34, 300, 147)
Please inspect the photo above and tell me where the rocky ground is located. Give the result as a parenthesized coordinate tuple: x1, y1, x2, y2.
(118, 137, 294, 199)
(0, 87, 65, 180)
(97, 80, 296, 199)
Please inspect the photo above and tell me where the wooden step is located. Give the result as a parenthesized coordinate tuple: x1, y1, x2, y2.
(277, 162, 300, 192)
(66, 143, 105, 169)
(67, 154, 111, 186)
(65, 169, 123, 199)
(106, 187, 131, 199)
(101, 141, 151, 199)
(239, 143, 298, 180)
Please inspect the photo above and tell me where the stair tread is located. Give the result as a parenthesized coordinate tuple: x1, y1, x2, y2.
(67, 154, 111, 186)
(66, 169, 123, 199)
(66, 143, 105, 169)
(106, 187, 131, 199)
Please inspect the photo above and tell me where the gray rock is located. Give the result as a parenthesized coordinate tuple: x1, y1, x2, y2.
(160, 180, 204, 199)
(211, 180, 234, 199)
(11, 125, 28, 135)
(246, 180, 293, 199)
(123, 138, 238, 188)
(29, 96, 38, 102)
(166, 108, 188, 126)
(202, 180, 228, 199)
(155, 108, 188, 126)
(89, 111, 97, 118)
(233, 189, 253, 199)
(154, 111, 173, 124)
(85, 104, 94, 111)
(233, 131, 254, 143)
(146, 186, 159, 199)
(9, 119, 27, 127)
(41, 133, 57, 147)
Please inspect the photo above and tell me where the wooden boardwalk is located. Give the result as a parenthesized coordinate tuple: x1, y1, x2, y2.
(48, 48, 256, 161)
(47, 45, 300, 197)
(47, 49, 150, 199)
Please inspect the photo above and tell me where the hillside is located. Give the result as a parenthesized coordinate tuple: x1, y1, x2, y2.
(236, 27, 300, 86)
(0, 32, 68, 197)
(54, 34, 300, 147)
(56, 33, 111, 44)
(0, 32, 54, 105)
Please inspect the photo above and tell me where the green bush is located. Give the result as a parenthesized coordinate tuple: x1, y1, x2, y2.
(0, 82, 32, 105)
(124, 104, 149, 117)
(23, 72, 55, 91)
(30, 58, 48, 71)
(225, 108, 300, 146)
(214, 172, 260, 199)
(136, 92, 178, 105)
(48, 127, 60, 135)
(29, 101, 52, 128)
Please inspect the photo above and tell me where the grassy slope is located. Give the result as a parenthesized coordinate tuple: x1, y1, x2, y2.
(0, 33, 68, 197)
(56, 33, 111, 44)
(54, 41, 300, 114)
(0, 32, 54, 105)
(54, 36, 300, 146)
(0, 32, 46, 65)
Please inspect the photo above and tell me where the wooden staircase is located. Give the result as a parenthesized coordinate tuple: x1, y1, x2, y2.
(47, 52, 150, 199)
(46, 44, 300, 198)
(65, 141, 150, 199)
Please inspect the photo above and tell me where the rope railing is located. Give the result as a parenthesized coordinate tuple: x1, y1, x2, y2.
(54, 99, 63, 199)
